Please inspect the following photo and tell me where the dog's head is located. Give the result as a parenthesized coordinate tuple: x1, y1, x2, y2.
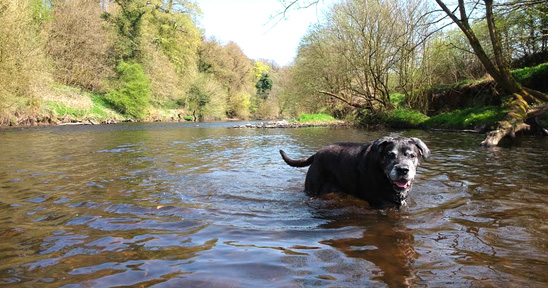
(371, 137, 430, 207)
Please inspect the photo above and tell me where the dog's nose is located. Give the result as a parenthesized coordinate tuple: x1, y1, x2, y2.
(396, 166, 409, 175)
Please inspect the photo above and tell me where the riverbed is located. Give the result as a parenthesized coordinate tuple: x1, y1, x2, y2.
(1, 122, 547, 287)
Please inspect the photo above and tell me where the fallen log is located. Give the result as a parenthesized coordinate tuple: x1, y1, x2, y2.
(481, 102, 548, 147)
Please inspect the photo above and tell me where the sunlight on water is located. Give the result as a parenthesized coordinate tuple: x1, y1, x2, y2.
(1, 122, 547, 287)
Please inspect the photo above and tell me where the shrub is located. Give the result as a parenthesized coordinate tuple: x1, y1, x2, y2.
(390, 93, 406, 108)
(105, 61, 151, 119)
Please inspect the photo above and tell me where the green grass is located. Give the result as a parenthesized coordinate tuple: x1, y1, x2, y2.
(423, 106, 506, 129)
(358, 108, 429, 128)
(44, 92, 126, 121)
(386, 108, 429, 127)
(296, 113, 338, 123)
(511, 62, 548, 83)
(45, 101, 89, 119)
(357, 106, 505, 130)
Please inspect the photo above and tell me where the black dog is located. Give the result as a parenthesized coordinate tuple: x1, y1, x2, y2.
(280, 137, 430, 208)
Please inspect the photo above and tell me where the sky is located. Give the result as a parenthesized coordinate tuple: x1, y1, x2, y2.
(197, 0, 331, 66)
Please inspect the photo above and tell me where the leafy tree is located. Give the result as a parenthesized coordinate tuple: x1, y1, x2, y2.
(256, 73, 273, 98)
(105, 61, 151, 119)
(106, 0, 148, 61)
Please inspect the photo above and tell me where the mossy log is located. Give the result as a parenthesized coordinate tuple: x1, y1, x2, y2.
(481, 93, 548, 146)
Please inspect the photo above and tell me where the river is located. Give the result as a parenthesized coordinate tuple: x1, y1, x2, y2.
(1, 122, 547, 287)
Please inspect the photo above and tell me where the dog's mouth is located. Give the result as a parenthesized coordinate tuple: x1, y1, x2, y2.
(393, 179, 413, 190)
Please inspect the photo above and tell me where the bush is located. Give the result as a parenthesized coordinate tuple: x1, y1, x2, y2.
(105, 61, 151, 119)
(390, 93, 406, 108)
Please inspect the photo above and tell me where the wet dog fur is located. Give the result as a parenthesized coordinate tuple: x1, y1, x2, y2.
(280, 137, 430, 208)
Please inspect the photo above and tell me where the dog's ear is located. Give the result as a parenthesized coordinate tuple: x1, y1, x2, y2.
(373, 137, 393, 154)
(411, 137, 430, 160)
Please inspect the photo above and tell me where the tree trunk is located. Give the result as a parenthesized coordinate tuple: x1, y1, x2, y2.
(435, 0, 548, 147)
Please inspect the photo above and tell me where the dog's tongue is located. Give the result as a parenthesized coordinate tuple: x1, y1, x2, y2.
(395, 180, 411, 189)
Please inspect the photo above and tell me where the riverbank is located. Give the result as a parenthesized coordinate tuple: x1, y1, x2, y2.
(2, 67, 547, 134)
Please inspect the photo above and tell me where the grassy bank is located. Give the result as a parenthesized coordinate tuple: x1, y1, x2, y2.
(357, 106, 507, 131)
(295, 113, 339, 123)
(356, 62, 548, 131)
(1, 85, 189, 126)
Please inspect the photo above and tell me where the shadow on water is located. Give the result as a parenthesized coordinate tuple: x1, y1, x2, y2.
(1, 123, 548, 287)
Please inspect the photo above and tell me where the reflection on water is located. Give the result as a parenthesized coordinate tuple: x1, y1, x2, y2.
(1, 122, 548, 287)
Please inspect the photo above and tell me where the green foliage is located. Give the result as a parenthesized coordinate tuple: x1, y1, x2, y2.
(358, 108, 428, 128)
(253, 61, 270, 82)
(187, 84, 210, 121)
(297, 113, 337, 123)
(423, 106, 506, 129)
(31, 0, 53, 24)
(255, 73, 273, 98)
(105, 61, 151, 119)
(144, 2, 201, 74)
(108, 0, 147, 61)
(387, 108, 429, 128)
(390, 93, 406, 108)
(511, 62, 548, 82)
(511, 62, 548, 92)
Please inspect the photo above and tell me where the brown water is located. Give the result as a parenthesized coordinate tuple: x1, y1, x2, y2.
(0, 122, 547, 287)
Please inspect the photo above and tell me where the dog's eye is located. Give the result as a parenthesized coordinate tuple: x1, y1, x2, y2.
(388, 152, 397, 159)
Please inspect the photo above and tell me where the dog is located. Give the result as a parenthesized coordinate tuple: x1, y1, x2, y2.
(280, 137, 430, 208)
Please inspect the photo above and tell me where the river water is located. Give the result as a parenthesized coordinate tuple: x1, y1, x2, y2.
(0, 122, 547, 287)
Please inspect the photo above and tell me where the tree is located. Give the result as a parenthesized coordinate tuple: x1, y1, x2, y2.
(256, 73, 273, 98)
(435, 0, 548, 146)
(0, 0, 50, 124)
(107, 0, 148, 61)
(287, 0, 433, 114)
(47, 0, 113, 92)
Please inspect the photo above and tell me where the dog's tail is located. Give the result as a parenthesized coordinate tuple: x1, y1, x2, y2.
(279, 150, 314, 167)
